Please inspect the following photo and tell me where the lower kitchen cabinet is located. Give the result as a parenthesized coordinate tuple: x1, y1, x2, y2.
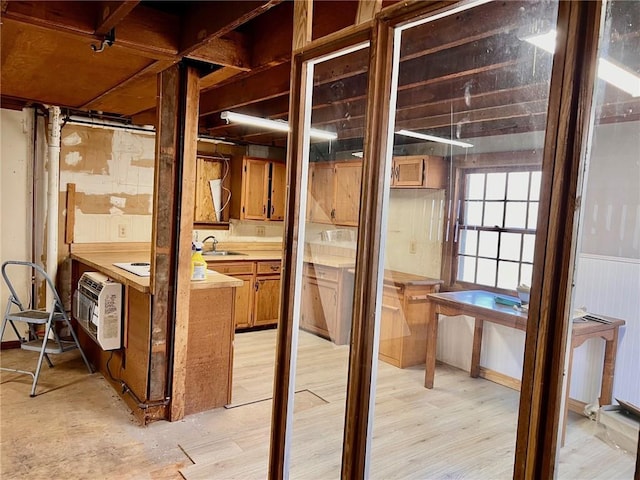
(300, 263, 353, 345)
(378, 280, 441, 368)
(209, 260, 281, 330)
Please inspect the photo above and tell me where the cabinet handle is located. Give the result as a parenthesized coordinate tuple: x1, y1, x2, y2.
(333, 291, 337, 305)
(382, 304, 401, 313)
(255, 281, 260, 291)
(408, 294, 429, 301)
(263, 205, 266, 214)
(331, 208, 335, 219)
(271, 205, 275, 215)
(270, 265, 279, 271)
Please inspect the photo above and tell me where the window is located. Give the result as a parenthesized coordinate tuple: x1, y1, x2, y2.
(455, 169, 541, 290)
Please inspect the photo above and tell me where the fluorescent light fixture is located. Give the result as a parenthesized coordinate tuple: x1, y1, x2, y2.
(524, 31, 640, 97)
(221, 111, 338, 140)
(396, 129, 473, 148)
(597, 58, 640, 98)
(351, 151, 364, 158)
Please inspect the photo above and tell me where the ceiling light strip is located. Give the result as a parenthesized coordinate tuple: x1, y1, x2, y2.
(221, 111, 338, 140)
(396, 129, 473, 148)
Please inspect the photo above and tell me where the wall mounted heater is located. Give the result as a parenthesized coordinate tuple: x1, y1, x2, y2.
(74, 272, 123, 350)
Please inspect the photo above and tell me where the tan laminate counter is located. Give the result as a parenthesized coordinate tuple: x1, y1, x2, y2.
(71, 252, 242, 293)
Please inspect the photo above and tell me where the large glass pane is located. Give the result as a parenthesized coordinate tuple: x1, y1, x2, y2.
(371, 1, 559, 477)
(560, 0, 639, 476)
(290, 43, 370, 478)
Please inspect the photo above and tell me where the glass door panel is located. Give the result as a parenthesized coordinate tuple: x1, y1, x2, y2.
(370, 1, 560, 477)
(559, 0, 639, 476)
(289, 43, 370, 478)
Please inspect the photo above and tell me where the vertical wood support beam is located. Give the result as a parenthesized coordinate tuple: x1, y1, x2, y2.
(151, 62, 199, 420)
(341, 18, 393, 480)
(356, 0, 381, 24)
(292, 0, 313, 52)
(514, 1, 601, 478)
(269, 1, 313, 478)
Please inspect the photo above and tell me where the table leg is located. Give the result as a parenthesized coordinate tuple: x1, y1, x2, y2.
(424, 307, 439, 389)
(599, 326, 619, 407)
(561, 339, 576, 447)
(470, 318, 483, 378)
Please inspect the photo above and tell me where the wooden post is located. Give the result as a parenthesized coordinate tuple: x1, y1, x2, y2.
(151, 61, 199, 421)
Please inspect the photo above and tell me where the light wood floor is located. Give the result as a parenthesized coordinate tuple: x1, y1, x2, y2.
(1, 329, 635, 479)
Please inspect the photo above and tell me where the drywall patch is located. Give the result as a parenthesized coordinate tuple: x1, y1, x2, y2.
(76, 192, 152, 215)
(61, 126, 113, 173)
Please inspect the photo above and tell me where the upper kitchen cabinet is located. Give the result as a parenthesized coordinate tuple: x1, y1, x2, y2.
(308, 160, 363, 226)
(194, 155, 231, 226)
(391, 156, 448, 189)
(230, 157, 286, 221)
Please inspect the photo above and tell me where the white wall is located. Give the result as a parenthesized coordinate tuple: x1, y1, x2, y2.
(1, 108, 33, 341)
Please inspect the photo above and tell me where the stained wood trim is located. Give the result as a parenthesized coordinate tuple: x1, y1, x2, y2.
(0, 340, 21, 350)
(356, 0, 382, 24)
(268, 6, 313, 477)
(292, 0, 312, 51)
(478, 366, 522, 391)
(514, 2, 602, 478)
(341, 19, 391, 479)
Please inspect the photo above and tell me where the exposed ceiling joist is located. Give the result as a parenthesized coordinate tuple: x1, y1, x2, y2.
(95, 1, 140, 36)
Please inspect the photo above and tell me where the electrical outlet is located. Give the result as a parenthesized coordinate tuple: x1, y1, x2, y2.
(256, 226, 266, 237)
(118, 224, 127, 238)
(409, 240, 417, 254)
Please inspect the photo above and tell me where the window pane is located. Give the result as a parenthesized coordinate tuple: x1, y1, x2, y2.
(476, 258, 497, 287)
(483, 202, 504, 227)
(485, 172, 506, 200)
(465, 201, 483, 226)
(530, 171, 541, 201)
(522, 234, 536, 263)
(507, 172, 530, 201)
(505, 202, 527, 228)
(478, 230, 498, 258)
(528, 202, 539, 229)
(458, 255, 476, 283)
(497, 261, 520, 290)
(500, 232, 521, 261)
(459, 229, 478, 256)
(520, 263, 533, 287)
(466, 173, 485, 200)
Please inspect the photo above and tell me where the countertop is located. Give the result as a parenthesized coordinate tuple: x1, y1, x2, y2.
(203, 250, 282, 262)
(71, 252, 242, 293)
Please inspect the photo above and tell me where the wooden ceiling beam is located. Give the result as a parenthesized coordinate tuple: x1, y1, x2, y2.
(95, 1, 140, 36)
(3, 2, 180, 59)
(179, 0, 283, 57)
(186, 32, 252, 71)
(199, 62, 292, 116)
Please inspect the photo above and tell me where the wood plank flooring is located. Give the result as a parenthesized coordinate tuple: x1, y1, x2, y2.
(1, 329, 635, 479)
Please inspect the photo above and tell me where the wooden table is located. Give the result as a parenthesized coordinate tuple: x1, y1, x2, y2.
(424, 290, 625, 443)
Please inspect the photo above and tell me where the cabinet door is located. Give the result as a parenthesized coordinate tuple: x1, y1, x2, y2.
(424, 155, 447, 189)
(333, 162, 362, 226)
(242, 158, 269, 220)
(194, 157, 222, 222)
(233, 274, 254, 329)
(308, 162, 334, 224)
(269, 162, 286, 221)
(254, 276, 281, 327)
(393, 157, 424, 187)
(300, 276, 337, 340)
(378, 287, 405, 367)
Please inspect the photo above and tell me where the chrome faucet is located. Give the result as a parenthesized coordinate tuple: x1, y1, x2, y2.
(202, 235, 218, 252)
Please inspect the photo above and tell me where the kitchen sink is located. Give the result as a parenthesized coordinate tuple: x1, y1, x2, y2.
(202, 251, 245, 256)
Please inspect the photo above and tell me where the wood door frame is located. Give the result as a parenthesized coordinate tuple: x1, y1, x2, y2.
(271, 0, 604, 478)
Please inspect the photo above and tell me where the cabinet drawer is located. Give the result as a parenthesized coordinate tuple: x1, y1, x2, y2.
(303, 263, 339, 282)
(257, 261, 282, 275)
(209, 261, 254, 275)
